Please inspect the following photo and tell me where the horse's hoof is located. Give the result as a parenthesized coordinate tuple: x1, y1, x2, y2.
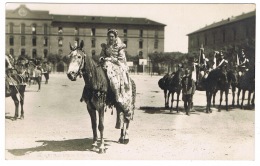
(123, 139, 129, 144)
(91, 146, 98, 152)
(99, 148, 106, 154)
(118, 138, 124, 144)
(20, 115, 24, 119)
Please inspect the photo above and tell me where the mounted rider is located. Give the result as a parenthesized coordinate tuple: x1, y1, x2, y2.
(194, 47, 209, 86)
(237, 48, 249, 76)
(215, 50, 229, 83)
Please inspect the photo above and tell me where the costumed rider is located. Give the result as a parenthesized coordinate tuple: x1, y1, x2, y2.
(237, 49, 249, 76)
(99, 28, 133, 130)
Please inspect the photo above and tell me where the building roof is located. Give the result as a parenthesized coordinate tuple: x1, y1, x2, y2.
(51, 14, 166, 27)
(187, 10, 255, 36)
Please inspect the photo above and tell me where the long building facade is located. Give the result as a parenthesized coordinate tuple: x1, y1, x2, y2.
(187, 10, 255, 59)
(6, 5, 166, 70)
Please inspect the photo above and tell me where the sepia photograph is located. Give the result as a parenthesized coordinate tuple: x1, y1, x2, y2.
(2, 0, 258, 163)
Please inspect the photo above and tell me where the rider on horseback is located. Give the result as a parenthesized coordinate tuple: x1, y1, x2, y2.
(216, 50, 228, 83)
(237, 49, 249, 76)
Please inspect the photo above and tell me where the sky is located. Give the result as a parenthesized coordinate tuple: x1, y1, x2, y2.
(4, 2, 256, 53)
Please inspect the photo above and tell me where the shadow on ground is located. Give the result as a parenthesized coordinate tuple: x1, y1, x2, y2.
(7, 138, 116, 156)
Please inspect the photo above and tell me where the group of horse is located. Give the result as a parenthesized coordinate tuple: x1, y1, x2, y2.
(5, 55, 51, 120)
(158, 63, 255, 115)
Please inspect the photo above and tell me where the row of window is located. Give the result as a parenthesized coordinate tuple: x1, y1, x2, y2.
(8, 23, 160, 38)
(8, 36, 159, 49)
(10, 47, 145, 59)
(190, 27, 252, 47)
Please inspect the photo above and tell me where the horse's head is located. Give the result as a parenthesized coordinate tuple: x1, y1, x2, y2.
(67, 40, 85, 81)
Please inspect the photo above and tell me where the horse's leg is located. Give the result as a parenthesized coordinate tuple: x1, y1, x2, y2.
(37, 76, 41, 91)
(251, 92, 255, 108)
(213, 90, 217, 107)
(218, 90, 223, 112)
(187, 95, 191, 116)
(241, 90, 246, 109)
(231, 85, 236, 108)
(247, 91, 252, 109)
(98, 107, 105, 153)
(170, 92, 174, 112)
(237, 88, 241, 107)
(164, 89, 168, 108)
(87, 103, 98, 151)
(176, 91, 180, 113)
(11, 94, 19, 120)
(225, 87, 229, 111)
(20, 86, 25, 119)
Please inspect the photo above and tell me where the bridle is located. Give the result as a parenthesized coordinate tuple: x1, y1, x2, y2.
(70, 49, 86, 78)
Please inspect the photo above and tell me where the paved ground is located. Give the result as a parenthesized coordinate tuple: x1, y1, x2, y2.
(4, 73, 256, 160)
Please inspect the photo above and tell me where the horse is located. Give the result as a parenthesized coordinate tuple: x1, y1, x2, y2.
(200, 67, 230, 113)
(158, 73, 172, 108)
(212, 68, 238, 110)
(5, 55, 27, 120)
(235, 67, 255, 109)
(66, 40, 136, 153)
(163, 68, 183, 113)
(27, 61, 42, 91)
(181, 73, 196, 116)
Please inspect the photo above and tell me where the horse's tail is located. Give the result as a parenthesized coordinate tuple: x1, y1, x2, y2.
(158, 78, 165, 90)
(131, 78, 136, 111)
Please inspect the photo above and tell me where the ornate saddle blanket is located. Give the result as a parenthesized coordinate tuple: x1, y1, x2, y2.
(102, 61, 133, 119)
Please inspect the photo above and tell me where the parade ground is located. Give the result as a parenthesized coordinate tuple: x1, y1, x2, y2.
(5, 73, 256, 160)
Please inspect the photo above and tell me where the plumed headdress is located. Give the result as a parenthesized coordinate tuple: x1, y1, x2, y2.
(107, 29, 118, 38)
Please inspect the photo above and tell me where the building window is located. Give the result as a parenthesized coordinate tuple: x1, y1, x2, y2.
(123, 29, 127, 37)
(58, 38, 63, 47)
(74, 27, 79, 35)
(139, 29, 143, 37)
(139, 41, 143, 49)
(154, 39, 158, 49)
(9, 36, 14, 46)
(222, 30, 226, 43)
(9, 23, 14, 34)
(32, 49, 37, 58)
(123, 40, 127, 48)
(213, 33, 216, 44)
(91, 28, 96, 36)
(32, 36, 37, 46)
(204, 35, 207, 46)
(44, 37, 48, 46)
(92, 50, 96, 56)
(58, 27, 63, 34)
(155, 30, 158, 38)
(10, 48, 14, 56)
(44, 49, 48, 58)
(58, 49, 63, 55)
(233, 29, 236, 41)
(32, 24, 36, 34)
(21, 49, 25, 56)
(245, 27, 249, 38)
(91, 38, 96, 48)
(21, 23, 25, 34)
(138, 51, 143, 58)
(21, 36, 25, 46)
(44, 24, 48, 35)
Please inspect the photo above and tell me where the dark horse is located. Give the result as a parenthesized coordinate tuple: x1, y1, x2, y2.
(212, 68, 238, 110)
(201, 68, 231, 113)
(158, 68, 183, 113)
(66, 41, 136, 153)
(233, 67, 255, 109)
(5, 55, 26, 120)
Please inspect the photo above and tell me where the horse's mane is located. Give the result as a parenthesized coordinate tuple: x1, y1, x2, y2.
(83, 51, 108, 92)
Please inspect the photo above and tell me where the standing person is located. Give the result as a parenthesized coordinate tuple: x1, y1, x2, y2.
(42, 61, 51, 84)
